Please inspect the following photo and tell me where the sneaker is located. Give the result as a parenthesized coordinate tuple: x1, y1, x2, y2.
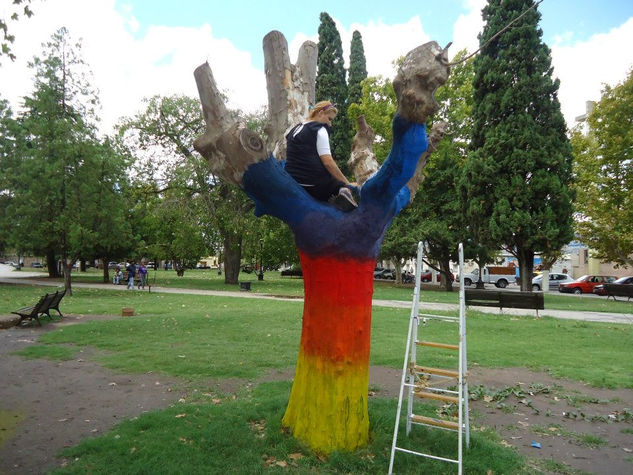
(331, 187, 358, 212)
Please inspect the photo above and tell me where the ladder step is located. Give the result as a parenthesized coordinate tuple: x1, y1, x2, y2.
(414, 365, 460, 378)
(411, 415, 459, 430)
(416, 340, 459, 350)
(414, 391, 459, 404)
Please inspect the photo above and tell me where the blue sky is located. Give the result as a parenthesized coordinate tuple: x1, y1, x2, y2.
(3, 0, 633, 131)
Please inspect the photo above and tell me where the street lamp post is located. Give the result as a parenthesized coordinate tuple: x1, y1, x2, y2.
(258, 239, 264, 281)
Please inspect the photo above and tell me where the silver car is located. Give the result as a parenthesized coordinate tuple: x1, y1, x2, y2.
(532, 273, 574, 291)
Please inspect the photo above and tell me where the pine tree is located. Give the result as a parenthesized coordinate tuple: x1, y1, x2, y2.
(348, 30, 367, 106)
(315, 12, 351, 174)
(7, 28, 129, 292)
(463, 0, 574, 290)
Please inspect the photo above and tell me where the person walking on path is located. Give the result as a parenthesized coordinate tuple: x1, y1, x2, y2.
(126, 261, 137, 290)
(138, 261, 147, 289)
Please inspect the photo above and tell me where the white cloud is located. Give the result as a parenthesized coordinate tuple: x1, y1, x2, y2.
(2, 0, 265, 134)
(551, 17, 633, 126)
(451, 0, 485, 58)
(4, 0, 631, 136)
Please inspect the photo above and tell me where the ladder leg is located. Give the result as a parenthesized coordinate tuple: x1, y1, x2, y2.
(389, 242, 424, 474)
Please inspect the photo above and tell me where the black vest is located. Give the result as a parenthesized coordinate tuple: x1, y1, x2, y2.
(285, 122, 332, 185)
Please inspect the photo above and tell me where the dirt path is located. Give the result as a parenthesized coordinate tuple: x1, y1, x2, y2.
(1, 315, 632, 474)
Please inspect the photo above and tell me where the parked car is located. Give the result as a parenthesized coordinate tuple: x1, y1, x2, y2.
(374, 268, 396, 280)
(31, 262, 43, 268)
(420, 270, 455, 283)
(559, 275, 617, 294)
(531, 272, 573, 291)
(593, 276, 633, 296)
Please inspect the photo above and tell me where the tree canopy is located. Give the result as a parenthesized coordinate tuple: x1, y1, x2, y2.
(347, 30, 367, 107)
(2, 28, 131, 291)
(572, 69, 633, 267)
(463, 0, 574, 290)
(316, 12, 351, 174)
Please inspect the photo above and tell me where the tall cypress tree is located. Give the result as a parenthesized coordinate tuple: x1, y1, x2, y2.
(315, 12, 351, 174)
(462, 0, 574, 290)
(348, 30, 367, 106)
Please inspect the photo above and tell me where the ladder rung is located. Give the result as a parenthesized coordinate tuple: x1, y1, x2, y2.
(416, 340, 459, 350)
(414, 365, 460, 378)
(411, 415, 459, 430)
(418, 313, 459, 322)
(414, 391, 459, 404)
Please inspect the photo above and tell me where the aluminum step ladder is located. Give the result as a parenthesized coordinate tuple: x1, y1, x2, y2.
(388, 242, 470, 474)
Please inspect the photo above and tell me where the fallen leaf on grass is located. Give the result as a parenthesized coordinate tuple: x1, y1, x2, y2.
(276, 461, 287, 468)
(289, 453, 304, 460)
(175, 413, 187, 418)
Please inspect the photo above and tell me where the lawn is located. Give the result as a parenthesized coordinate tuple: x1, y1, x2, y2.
(2, 284, 632, 473)
(26, 266, 633, 313)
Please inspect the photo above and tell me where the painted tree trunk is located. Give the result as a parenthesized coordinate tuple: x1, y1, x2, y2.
(282, 253, 375, 451)
(193, 31, 450, 453)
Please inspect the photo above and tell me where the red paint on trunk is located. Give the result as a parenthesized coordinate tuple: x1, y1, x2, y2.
(298, 252, 375, 364)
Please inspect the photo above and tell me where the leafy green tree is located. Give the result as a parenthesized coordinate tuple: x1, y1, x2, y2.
(572, 70, 633, 266)
(316, 12, 351, 174)
(0, 97, 22, 256)
(5, 28, 126, 292)
(118, 94, 260, 284)
(0, 0, 34, 63)
(348, 55, 473, 289)
(87, 137, 134, 282)
(347, 30, 367, 106)
(413, 50, 475, 289)
(464, 0, 574, 290)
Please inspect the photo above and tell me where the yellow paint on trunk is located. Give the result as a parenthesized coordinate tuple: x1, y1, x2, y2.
(282, 349, 369, 453)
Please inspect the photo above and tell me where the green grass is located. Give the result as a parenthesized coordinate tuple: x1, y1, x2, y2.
(3, 284, 631, 473)
(27, 266, 633, 313)
(2, 286, 632, 387)
(50, 382, 525, 475)
(14, 344, 78, 361)
(532, 424, 607, 448)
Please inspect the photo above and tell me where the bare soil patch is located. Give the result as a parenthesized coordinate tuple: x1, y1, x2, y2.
(1, 315, 632, 474)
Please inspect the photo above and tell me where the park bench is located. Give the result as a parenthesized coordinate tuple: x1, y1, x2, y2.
(11, 290, 66, 326)
(465, 289, 544, 317)
(280, 268, 302, 278)
(603, 283, 633, 302)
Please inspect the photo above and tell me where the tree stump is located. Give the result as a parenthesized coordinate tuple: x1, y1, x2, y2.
(193, 32, 449, 453)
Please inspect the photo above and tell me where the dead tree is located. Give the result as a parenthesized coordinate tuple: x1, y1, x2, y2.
(193, 30, 449, 454)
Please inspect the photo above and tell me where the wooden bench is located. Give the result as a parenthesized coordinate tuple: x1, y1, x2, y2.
(465, 289, 544, 317)
(280, 268, 302, 278)
(603, 283, 633, 301)
(11, 290, 66, 326)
